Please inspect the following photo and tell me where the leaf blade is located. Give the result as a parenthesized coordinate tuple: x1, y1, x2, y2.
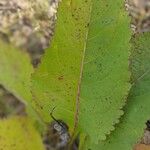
(0, 41, 44, 132)
(79, 0, 131, 141)
(32, 0, 131, 142)
(0, 117, 45, 150)
(84, 32, 150, 149)
(0, 40, 33, 103)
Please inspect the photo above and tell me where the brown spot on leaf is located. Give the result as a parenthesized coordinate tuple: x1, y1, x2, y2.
(58, 76, 64, 80)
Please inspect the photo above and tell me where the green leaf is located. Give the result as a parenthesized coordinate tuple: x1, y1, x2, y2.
(32, 0, 131, 142)
(0, 40, 33, 103)
(0, 40, 45, 132)
(84, 33, 150, 149)
(0, 117, 45, 150)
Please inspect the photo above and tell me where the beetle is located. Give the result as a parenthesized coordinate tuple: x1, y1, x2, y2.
(49, 107, 70, 148)
(146, 120, 150, 131)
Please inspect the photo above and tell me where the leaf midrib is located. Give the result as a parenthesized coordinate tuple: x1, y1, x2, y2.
(73, 3, 93, 133)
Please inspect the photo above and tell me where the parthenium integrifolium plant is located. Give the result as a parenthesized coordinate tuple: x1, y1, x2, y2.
(0, 0, 150, 150)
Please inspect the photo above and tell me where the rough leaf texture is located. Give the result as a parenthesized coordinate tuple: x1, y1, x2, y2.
(32, 0, 131, 142)
(83, 33, 150, 149)
(0, 117, 44, 150)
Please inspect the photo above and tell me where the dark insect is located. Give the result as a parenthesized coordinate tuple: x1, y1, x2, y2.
(50, 107, 70, 148)
(43, 107, 70, 150)
(43, 107, 79, 150)
(146, 120, 150, 131)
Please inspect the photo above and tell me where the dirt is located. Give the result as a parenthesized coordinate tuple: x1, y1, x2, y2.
(135, 144, 150, 150)
(0, 85, 25, 118)
(0, 0, 58, 67)
(126, 0, 150, 33)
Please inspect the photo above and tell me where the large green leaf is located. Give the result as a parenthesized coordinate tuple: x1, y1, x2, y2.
(32, 0, 131, 142)
(84, 33, 150, 149)
(0, 40, 33, 103)
(0, 117, 45, 150)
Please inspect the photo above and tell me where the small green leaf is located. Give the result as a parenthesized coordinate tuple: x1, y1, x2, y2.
(0, 41, 44, 132)
(32, 0, 131, 142)
(0, 40, 33, 103)
(84, 33, 150, 149)
(0, 117, 45, 150)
